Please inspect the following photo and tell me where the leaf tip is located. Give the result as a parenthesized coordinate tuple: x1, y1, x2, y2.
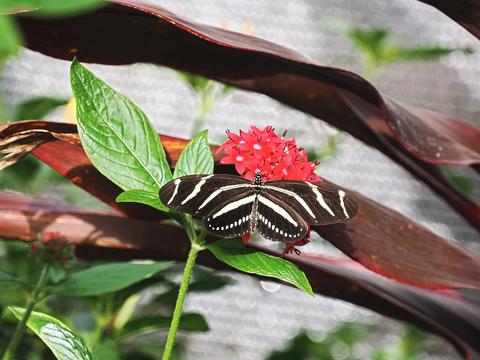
(8, 306, 24, 319)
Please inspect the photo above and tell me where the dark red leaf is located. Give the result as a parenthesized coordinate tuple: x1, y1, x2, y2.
(313, 184, 480, 290)
(0, 190, 478, 359)
(0, 120, 187, 220)
(418, 1, 480, 39)
(1, 121, 479, 290)
(14, 1, 480, 231)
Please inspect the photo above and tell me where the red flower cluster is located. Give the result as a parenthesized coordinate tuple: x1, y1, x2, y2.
(31, 231, 74, 266)
(216, 126, 322, 254)
(215, 125, 321, 182)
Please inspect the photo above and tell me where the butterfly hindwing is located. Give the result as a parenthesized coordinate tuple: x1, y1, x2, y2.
(204, 192, 255, 238)
(255, 193, 308, 242)
(160, 174, 358, 243)
(159, 174, 251, 216)
(264, 180, 358, 225)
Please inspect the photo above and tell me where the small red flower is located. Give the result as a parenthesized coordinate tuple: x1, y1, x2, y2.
(216, 126, 321, 182)
(30, 231, 74, 266)
(283, 229, 311, 255)
(216, 126, 321, 253)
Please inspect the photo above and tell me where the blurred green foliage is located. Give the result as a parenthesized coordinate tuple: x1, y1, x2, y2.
(0, 0, 105, 16)
(267, 323, 373, 360)
(307, 132, 343, 164)
(0, 238, 230, 359)
(443, 166, 475, 197)
(343, 25, 473, 79)
(0, 15, 21, 124)
(267, 322, 426, 360)
(372, 325, 425, 360)
(177, 71, 233, 137)
(13, 97, 68, 121)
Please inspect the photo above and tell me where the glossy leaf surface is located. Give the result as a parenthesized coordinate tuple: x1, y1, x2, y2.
(208, 238, 314, 296)
(116, 313, 209, 341)
(51, 261, 172, 296)
(173, 129, 214, 178)
(116, 189, 168, 211)
(71, 59, 172, 193)
(9, 307, 92, 360)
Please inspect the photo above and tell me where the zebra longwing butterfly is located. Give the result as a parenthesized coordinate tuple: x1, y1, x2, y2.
(159, 172, 358, 243)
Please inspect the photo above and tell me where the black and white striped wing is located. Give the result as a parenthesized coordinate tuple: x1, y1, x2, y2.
(204, 192, 255, 238)
(159, 174, 251, 216)
(264, 180, 358, 225)
(255, 193, 309, 242)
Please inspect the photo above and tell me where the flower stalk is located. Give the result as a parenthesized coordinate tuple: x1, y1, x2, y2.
(162, 215, 205, 360)
(1, 263, 50, 360)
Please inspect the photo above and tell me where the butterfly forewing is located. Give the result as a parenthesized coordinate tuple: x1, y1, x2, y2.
(255, 193, 308, 242)
(159, 174, 251, 216)
(264, 180, 358, 225)
(160, 174, 359, 244)
(204, 192, 254, 238)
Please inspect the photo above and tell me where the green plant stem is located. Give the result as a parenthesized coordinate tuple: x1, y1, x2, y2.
(190, 93, 213, 137)
(1, 263, 49, 360)
(161, 243, 200, 360)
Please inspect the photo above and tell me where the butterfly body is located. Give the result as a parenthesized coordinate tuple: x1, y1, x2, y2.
(159, 173, 358, 243)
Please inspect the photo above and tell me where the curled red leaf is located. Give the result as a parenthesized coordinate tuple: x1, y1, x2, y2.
(13, 1, 480, 231)
(1, 121, 478, 290)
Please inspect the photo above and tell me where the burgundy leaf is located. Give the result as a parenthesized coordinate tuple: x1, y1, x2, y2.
(0, 190, 478, 359)
(418, 0, 480, 39)
(13, 1, 480, 231)
(1, 121, 479, 290)
(313, 184, 480, 290)
(0, 120, 186, 220)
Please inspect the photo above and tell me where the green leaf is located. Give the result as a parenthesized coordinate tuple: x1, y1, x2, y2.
(177, 71, 211, 93)
(207, 238, 313, 296)
(444, 167, 475, 197)
(0, 0, 105, 15)
(0, 15, 21, 124)
(0, 15, 21, 64)
(0, 270, 16, 282)
(345, 25, 474, 79)
(0, 156, 64, 194)
(116, 313, 209, 341)
(347, 27, 390, 60)
(9, 307, 92, 360)
(116, 189, 169, 211)
(13, 97, 68, 121)
(112, 293, 141, 331)
(92, 340, 120, 360)
(396, 46, 474, 62)
(70, 59, 172, 196)
(51, 262, 172, 297)
(173, 130, 214, 178)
